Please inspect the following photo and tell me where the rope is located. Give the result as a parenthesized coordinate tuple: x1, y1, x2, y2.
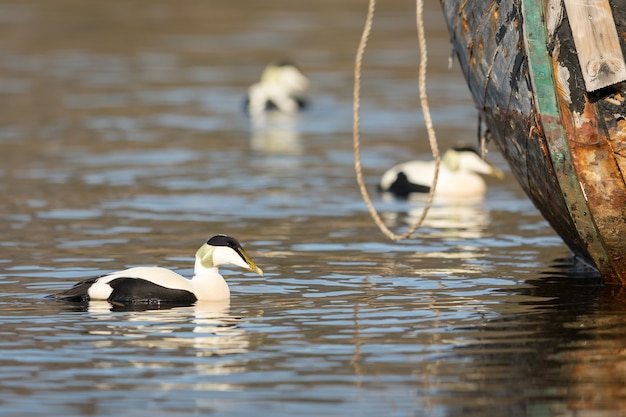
(352, 0, 440, 240)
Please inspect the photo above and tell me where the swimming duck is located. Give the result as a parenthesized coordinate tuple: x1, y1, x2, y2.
(246, 61, 309, 115)
(379, 146, 504, 199)
(49, 235, 263, 305)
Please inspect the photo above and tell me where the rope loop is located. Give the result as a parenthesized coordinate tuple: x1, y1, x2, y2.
(352, 0, 440, 240)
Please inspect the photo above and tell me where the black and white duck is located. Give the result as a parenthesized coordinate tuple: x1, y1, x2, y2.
(246, 61, 309, 115)
(49, 235, 263, 305)
(379, 146, 504, 199)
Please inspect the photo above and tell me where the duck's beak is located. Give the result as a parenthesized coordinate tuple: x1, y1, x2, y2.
(240, 248, 264, 277)
(489, 164, 505, 179)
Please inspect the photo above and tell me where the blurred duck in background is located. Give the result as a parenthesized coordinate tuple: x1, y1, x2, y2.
(379, 145, 504, 199)
(246, 61, 309, 116)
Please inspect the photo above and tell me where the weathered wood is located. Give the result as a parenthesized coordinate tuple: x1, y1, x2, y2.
(552, 2, 626, 282)
(440, 0, 626, 284)
(563, 0, 626, 91)
(522, 0, 614, 276)
(442, 0, 593, 263)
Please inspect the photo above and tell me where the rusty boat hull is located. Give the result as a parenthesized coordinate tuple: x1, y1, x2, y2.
(440, 0, 626, 283)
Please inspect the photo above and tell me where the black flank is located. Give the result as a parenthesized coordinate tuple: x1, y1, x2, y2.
(107, 278, 197, 305)
(387, 172, 431, 198)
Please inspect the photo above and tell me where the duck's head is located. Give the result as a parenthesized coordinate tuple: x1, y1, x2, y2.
(443, 146, 505, 178)
(261, 61, 309, 95)
(195, 235, 264, 276)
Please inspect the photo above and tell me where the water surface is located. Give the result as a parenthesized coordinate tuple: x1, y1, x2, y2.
(1, 1, 623, 417)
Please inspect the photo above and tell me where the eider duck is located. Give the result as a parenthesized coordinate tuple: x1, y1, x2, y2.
(246, 61, 309, 115)
(49, 235, 263, 305)
(379, 146, 504, 199)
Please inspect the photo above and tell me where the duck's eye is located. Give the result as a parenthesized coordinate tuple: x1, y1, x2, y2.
(226, 238, 241, 251)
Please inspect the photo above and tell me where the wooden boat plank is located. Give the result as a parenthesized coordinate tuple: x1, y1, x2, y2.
(522, 0, 615, 278)
(547, 0, 626, 282)
(441, 0, 593, 263)
(444, 1, 532, 191)
(440, 0, 626, 281)
(563, 0, 626, 91)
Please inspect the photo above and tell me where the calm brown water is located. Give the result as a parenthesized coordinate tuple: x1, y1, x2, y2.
(1, 1, 624, 416)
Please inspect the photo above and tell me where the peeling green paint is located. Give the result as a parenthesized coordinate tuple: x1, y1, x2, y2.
(521, 0, 615, 279)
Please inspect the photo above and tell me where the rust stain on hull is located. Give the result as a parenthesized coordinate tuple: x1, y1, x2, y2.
(441, 0, 626, 284)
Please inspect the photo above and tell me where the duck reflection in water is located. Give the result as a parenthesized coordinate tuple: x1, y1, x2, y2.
(78, 300, 251, 358)
(381, 197, 491, 241)
(249, 112, 303, 155)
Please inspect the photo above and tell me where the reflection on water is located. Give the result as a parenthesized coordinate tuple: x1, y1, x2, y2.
(84, 300, 249, 358)
(249, 112, 302, 155)
(378, 195, 493, 276)
(0, 0, 620, 416)
(381, 195, 491, 239)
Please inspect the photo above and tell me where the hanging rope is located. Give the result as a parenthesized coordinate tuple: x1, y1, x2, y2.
(352, 0, 441, 240)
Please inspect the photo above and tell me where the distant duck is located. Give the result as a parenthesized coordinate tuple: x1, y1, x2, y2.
(49, 235, 264, 305)
(379, 146, 504, 199)
(246, 61, 309, 115)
